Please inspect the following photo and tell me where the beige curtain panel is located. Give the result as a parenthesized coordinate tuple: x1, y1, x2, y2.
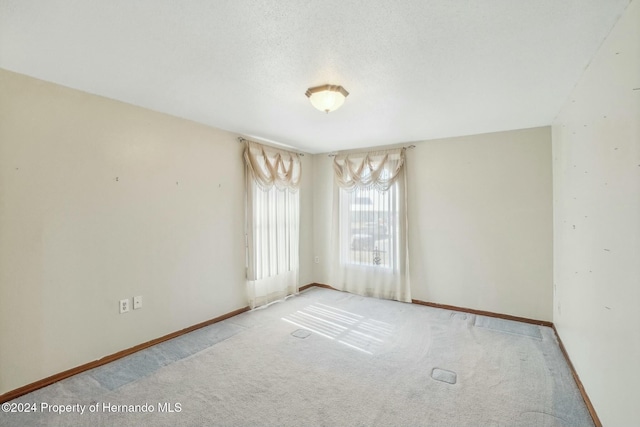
(330, 147, 411, 303)
(243, 140, 301, 308)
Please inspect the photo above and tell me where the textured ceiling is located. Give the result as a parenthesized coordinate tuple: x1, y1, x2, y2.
(0, 0, 631, 153)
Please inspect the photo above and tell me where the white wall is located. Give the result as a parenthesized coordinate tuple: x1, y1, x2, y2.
(313, 127, 553, 321)
(552, 1, 640, 425)
(0, 69, 314, 394)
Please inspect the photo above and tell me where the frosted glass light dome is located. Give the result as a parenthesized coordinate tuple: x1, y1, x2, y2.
(305, 85, 349, 113)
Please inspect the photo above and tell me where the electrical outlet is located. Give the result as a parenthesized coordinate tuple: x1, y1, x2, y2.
(133, 295, 142, 310)
(314, 256, 320, 264)
(119, 299, 130, 314)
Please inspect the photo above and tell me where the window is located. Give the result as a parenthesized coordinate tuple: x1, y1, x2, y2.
(330, 148, 411, 303)
(339, 183, 399, 269)
(244, 140, 301, 308)
(251, 183, 299, 281)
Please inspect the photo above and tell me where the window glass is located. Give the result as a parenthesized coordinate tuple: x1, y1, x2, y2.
(339, 182, 399, 269)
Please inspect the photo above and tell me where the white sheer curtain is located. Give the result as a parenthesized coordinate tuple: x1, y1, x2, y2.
(244, 141, 301, 308)
(330, 148, 411, 302)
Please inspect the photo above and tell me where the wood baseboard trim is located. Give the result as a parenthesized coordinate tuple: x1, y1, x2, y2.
(0, 305, 250, 404)
(551, 325, 602, 427)
(299, 283, 337, 292)
(411, 299, 553, 327)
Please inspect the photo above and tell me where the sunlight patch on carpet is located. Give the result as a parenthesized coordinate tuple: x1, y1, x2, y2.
(281, 303, 393, 354)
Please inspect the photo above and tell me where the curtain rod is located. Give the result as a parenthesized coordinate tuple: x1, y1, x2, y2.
(237, 137, 304, 156)
(328, 145, 416, 157)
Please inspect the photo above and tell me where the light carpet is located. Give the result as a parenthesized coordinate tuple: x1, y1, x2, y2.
(0, 287, 593, 426)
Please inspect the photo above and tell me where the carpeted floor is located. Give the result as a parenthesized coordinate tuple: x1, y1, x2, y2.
(0, 287, 593, 426)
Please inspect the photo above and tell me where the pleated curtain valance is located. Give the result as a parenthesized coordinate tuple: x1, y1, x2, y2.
(333, 148, 405, 192)
(244, 140, 302, 191)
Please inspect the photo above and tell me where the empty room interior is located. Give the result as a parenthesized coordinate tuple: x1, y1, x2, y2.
(0, 1, 638, 426)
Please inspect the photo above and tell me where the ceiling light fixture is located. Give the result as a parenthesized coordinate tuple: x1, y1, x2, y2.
(305, 84, 349, 113)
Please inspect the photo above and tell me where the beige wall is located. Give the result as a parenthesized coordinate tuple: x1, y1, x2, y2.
(552, 0, 640, 425)
(407, 128, 553, 320)
(313, 127, 554, 321)
(311, 154, 334, 285)
(298, 154, 315, 287)
(0, 69, 314, 394)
